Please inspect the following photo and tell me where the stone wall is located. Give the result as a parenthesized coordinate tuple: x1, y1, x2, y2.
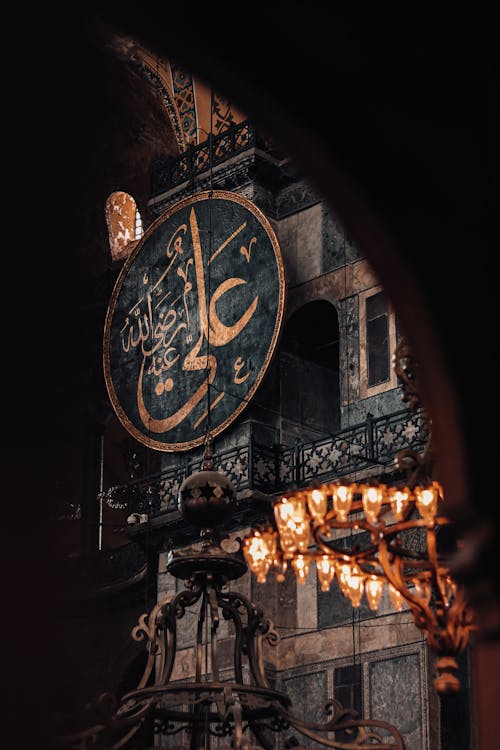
(149, 158, 445, 748)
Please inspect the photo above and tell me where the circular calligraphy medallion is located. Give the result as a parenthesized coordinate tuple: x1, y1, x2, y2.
(103, 191, 286, 451)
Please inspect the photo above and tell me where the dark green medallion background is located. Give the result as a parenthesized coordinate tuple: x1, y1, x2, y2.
(104, 191, 285, 451)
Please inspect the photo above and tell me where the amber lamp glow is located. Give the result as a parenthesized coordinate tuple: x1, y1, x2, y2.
(243, 478, 475, 695)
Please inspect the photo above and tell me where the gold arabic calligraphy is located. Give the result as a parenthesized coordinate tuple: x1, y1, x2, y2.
(120, 207, 257, 434)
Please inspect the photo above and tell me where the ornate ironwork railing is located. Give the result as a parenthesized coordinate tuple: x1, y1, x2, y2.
(151, 120, 271, 194)
(102, 443, 251, 518)
(100, 408, 427, 519)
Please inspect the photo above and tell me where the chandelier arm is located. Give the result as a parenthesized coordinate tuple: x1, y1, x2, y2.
(172, 582, 205, 619)
(380, 517, 452, 538)
(312, 524, 379, 560)
(131, 602, 166, 665)
(313, 529, 348, 558)
(132, 600, 164, 642)
(160, 584, 203, 686)
(195, 589, 208, 683)
(425, 531, 472, 656)
(158, 602, 179, 686)
(448, 591, 475, 652)
(113, 694, 156, 722)
(222, 688, 243, 750)
(395, 447, 426, 489)
(377, 539, 436, 625)
(155, 623, 169, 687)
(274, 703, 406, 749)
(393, 337, 421, 413)
(253, 617, 271, 690)
(217, 592, 246, 684)
(425, 524, 448, 606)
(245, 619, 272, 689)
(132, 612, 158, 687)
(136, 636, 158, 690)
(384, 545, 428, 563)
(240, 592, 279, 686)
(209, 584, 221, 683)
(324, 698, 359, 722)
(158, 584, 202, 687)
(379, 516, 451, 567)
(315, 545, 380, 572)
(221, 589, 276, 689)
(132, 604, 168, 688)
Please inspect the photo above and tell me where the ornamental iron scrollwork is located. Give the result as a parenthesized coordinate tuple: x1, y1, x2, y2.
(56, 532, 407, 749)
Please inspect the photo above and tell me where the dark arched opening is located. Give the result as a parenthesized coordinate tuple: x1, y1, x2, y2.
(280, 300, 340, 444)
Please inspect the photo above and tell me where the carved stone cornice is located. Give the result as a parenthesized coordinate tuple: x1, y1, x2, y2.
(148, 134, 321, 221)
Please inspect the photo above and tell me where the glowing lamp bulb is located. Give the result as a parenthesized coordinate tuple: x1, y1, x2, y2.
(291, 555, 310, 584)
(362, 486, 383, 524)
(274, 495, 310, 552)
(275, 560, 288, 583)
(332, 484, 353, 521)
(274, 499, 297, 552)
(439, 573, 458, 607)
(365, 576, 384, 611)
(345, 563, 364, 607)
(307, 488, 327, 522)
(389, 487, 410, 521)
(337, 562, 351, 595)
(316, 555, 336, 592)
(243, 532, 272, 583)
(415, 485, 438, 523)
(388, 584, 404, 612)
(337, 562, 364, 606)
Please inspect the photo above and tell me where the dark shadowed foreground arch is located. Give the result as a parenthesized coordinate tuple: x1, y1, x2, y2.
(6, 5, 496, 749)
(90, 7, 497, 747)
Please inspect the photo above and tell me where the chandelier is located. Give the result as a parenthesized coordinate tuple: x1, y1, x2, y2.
(56, 440, 408, 750)
(243, 338, 475, 695)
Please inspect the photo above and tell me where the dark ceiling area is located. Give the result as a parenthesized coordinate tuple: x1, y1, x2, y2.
(4, 4, 497, 748)
(53, 11, 178, 281)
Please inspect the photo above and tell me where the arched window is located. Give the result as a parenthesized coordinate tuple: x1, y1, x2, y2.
(105, 191, 144, 262)
(134, 208, 143, 240)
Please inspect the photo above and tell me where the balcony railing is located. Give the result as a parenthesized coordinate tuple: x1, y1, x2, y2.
(100, 408, 428, 519)
(151, 121, 272, 195)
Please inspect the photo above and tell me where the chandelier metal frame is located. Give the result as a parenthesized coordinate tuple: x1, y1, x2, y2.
(56, 529, 407, 750)
(243, 338, 475, 695)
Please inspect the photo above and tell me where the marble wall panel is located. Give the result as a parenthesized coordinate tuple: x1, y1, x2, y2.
(283, 669, 328, 748)
(368, 652, 423, 750)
